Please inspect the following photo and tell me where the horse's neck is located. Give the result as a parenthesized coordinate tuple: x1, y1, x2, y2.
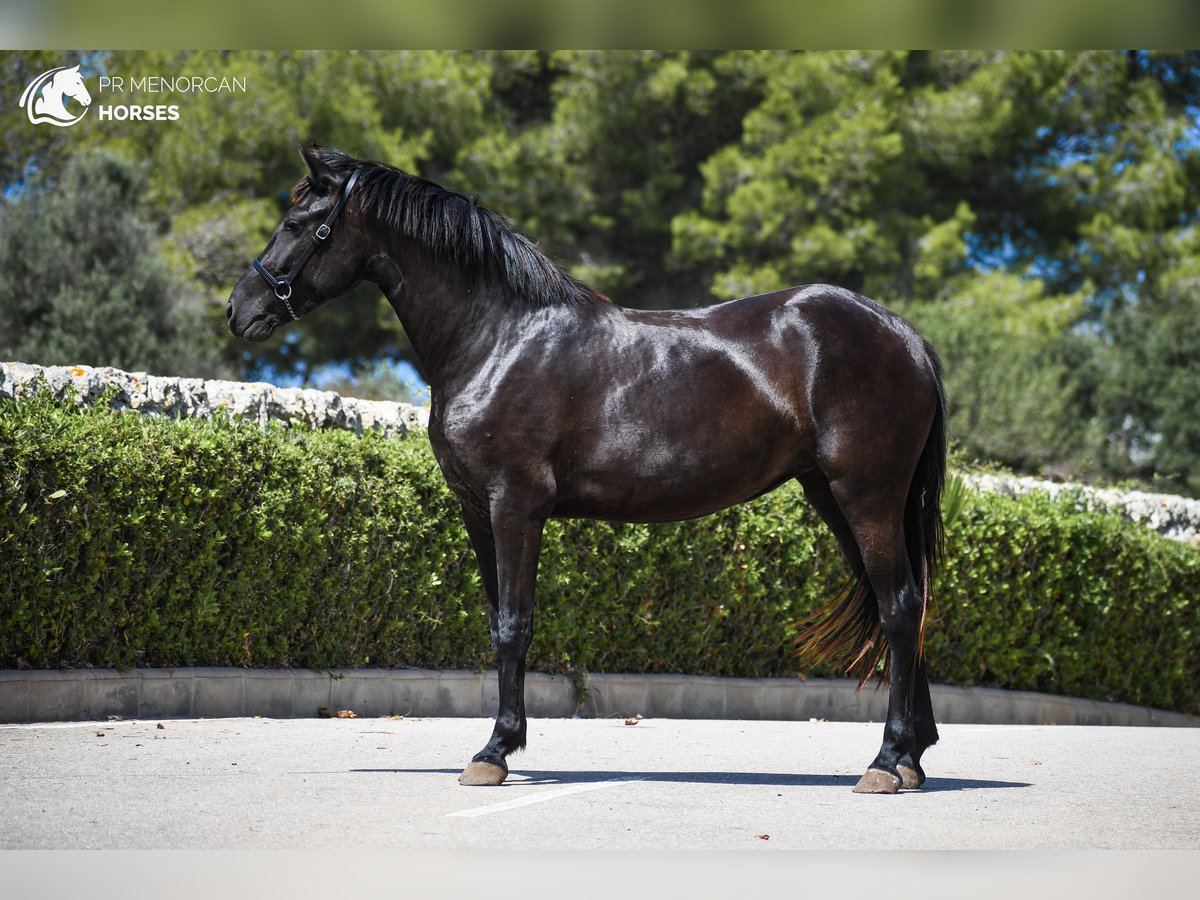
(374, 255, 511, 395)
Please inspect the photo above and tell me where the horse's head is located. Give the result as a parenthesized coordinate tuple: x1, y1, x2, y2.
(227, 146, 371, 342)
(56, 65, 91, 107)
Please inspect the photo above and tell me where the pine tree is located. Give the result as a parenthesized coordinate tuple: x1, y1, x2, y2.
(0, 151, 227, 377)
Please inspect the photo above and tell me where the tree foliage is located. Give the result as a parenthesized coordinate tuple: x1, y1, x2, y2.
(3, 50, 1199, 493)
(0, 150, 227, 377)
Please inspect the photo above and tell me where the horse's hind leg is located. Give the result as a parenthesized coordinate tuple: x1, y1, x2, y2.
(828, 478, 926, 795)
(897, 660, 938, 789)
(801, 471, 935, 791)
(797, 472, 865, 578)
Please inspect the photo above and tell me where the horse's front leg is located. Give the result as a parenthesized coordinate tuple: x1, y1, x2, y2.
(459, 501, 545, 786)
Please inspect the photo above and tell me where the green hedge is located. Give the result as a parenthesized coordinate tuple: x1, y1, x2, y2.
(2, 392, 1198, 714)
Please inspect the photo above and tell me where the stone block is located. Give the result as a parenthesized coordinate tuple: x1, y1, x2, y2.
(583, 674, 650, 719)
(137, 670, 194, 719)
(242, 671, 299, 718)
(81, 670, 139, 720)
(0, 675, 29, 723)
(291, 670, 334, 718)
(389, 670, 441, 717)
(752, 678, 814, 721)
(192, 669, 244, 718)
(524, 673, 575, 718)
(24, 673, 86, 722)
(328, 670, 393, 717)
(434, 671, 486, 716)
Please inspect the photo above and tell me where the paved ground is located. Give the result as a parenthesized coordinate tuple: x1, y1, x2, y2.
(3, 715, 1197, 851)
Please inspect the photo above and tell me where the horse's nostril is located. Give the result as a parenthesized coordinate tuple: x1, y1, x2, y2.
(225, 302, 233, 321)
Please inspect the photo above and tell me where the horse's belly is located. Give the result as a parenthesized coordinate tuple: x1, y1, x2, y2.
(553, 440, 804, 523)
(554, 482, 791, 523)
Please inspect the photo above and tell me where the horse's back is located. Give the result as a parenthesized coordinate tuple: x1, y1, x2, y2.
(630, 282, 938, 412)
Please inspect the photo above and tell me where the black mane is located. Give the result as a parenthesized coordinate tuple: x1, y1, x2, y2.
(294, 149, 607, 309)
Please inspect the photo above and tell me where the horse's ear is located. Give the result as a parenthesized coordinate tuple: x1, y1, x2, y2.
(298, 144, 337, 196)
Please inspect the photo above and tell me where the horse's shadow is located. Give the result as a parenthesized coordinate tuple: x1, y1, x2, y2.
(352, 768, 1030, 792)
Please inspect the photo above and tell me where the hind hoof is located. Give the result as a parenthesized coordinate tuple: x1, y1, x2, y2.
(458, 760, 508, 786)
(897, 764, 925, 790)
(853, 768, 902, 794)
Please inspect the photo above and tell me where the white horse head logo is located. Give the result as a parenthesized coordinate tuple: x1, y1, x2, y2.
(19, 65, 93, 127)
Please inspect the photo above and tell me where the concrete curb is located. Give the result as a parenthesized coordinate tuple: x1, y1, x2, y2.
(0, 668, 1193, 727)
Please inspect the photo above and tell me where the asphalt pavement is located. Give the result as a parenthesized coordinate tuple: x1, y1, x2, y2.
(2, 715, 1197, 850)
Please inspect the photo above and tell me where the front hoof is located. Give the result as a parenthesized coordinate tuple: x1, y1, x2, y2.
(897, 763, 925, 790)
(853, 768, 902, 794)
(458, 760, 508, 786)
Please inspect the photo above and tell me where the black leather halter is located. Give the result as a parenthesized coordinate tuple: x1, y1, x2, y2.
(251, 166, 363, 320)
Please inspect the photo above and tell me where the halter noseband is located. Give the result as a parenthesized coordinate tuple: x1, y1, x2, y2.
(251, 166, 363, 320)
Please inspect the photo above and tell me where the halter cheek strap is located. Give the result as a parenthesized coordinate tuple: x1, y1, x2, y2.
(251, 166, 363, 320)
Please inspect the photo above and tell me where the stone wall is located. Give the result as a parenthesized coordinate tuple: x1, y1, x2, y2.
(0, 361, 428, 438)
(961, 472, 1200, 546)
(4, 361, 1198, 545)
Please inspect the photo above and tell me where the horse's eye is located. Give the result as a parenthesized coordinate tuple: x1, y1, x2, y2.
(284, 220, 300, 233)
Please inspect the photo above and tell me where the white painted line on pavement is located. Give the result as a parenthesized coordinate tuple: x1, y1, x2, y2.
(447, 775, 646, 818)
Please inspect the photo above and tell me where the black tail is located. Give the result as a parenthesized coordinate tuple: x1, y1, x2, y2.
(906, 339, 947, 660)
(796, 340, 947, 686)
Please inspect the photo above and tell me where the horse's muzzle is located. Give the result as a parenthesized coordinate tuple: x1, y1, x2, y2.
(226, 294, 276, 342)
(238, 316, 276, 343)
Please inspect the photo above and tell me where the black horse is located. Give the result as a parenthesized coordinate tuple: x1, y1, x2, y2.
(228, 147, 947, 794)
